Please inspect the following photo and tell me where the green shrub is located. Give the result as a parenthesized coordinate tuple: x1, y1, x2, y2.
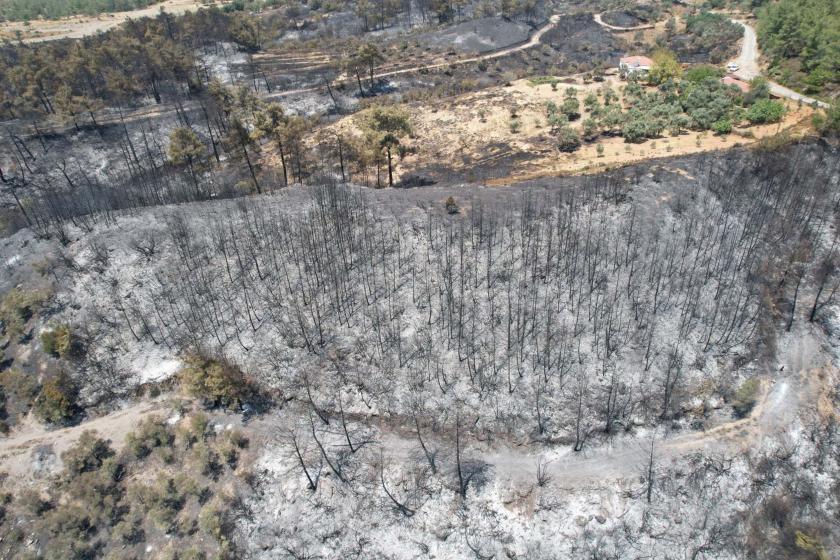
(684, 65, 725, 84)
(746, 99, 786, 124)
(528, 76, 559, 87)
(125, 416, 174, 460)
(0, 288, 49, 339)
(33, 371, 79, 424)
(65, 466, 122, 525)
(733, 378, 760, 417)
(445, 196, 460, 215)
(814, 102, 840, 137)
(41, 324, 82, 360)
(112, 514, 144, 544)
(216, 429, 248, 468)
(130, 475, 191, 530)
(581, 117, 599, 138)
(179, 547, 207, 560)
(38, 504, 94, 557)
(61, 431, 113, 477)
(712, 118, 733, 135)
(198, 500, 225, 540)
(554, 126, 581, 152)
(0, 368, 40, 413)
(191, 442, 222, 479)
(561, 97, 581, 121)
(177, 412, 210, 448)
(179, 356, 251, 409)
(18, 489, 52, 515)
(622, 118, 650, 143)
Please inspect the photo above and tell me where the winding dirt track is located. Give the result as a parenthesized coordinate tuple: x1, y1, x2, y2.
(4, 10, 832, 139)
(0, 399, 170, 481)
(593, 12, 654, 32)
(0, 10, 833, 490)
(0, 326, 827, 489)
(1, 14, 567, 135)
(727, 19, 830, 109)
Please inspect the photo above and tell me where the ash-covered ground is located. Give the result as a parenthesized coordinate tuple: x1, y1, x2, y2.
(2, 142, 840, 558)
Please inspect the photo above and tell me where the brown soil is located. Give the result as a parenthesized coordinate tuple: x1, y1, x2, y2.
(0, 399, 170, 485)
(323, 75, 815, 186)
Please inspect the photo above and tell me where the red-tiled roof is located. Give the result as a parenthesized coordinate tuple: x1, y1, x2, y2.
(620, 56, 654, 68)
(722, 75, 750, 93)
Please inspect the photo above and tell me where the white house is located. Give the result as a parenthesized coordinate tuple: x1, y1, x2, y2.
(619, 56, 654, 75)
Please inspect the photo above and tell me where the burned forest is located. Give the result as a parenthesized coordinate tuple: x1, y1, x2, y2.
(2, 1, 840, 559)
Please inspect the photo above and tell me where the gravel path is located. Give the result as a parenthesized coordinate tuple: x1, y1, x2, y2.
(593, 12, 654, 32)
(729, 19, 829, 109)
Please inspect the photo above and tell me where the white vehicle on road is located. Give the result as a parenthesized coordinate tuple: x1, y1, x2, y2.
(727, 62, 739, 73)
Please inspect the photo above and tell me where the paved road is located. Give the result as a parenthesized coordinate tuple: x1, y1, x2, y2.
(729, 19, 830, 109)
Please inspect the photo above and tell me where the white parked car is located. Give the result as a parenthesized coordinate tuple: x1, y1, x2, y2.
(727, 63, 740, 73)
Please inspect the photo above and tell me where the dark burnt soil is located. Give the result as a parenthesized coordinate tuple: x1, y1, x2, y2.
(542, 13, 625, 67)
(405, 142, 541, 185)
(336, 13, 626, 118)
(601, 11, 645, 28)
(667, 33, 739, 64)
(412, 16, 533, 54)
(362, 142, 835, 222)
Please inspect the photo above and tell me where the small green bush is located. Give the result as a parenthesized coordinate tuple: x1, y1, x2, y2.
(0, 369, 40, 412)
(18, 489, 52, 515)
(125, 417, 174, 460)
(562, 97, 581, 121)
(445, 196, 460, 215)
(198, 500, 225, 540)
(733, 378, 760, 417)
(712, 118, 733, 135)
(746, 99, 786, 125)
(130, 475, 191, 530)
(61, 431, 113, 477)
(179, 547, 207, 560)
(177, 411, 210, 448)
(190, 442, 222, 479)
(683, 65, 725, 84)
(179, 356, 252, 409)
(528, 76, 559, 87)
(112, 514, 144, 544)
(33, 371, 79, 425)
(0, 288, 49, 339)
(41, 324, 82, 360)
(814, 102, 840, 138)
(554, 126, 581, 152)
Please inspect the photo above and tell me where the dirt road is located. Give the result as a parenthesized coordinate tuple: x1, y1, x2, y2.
(0, 328, 827, 491)
(728, 19, 829, 109)
(591, 12, 831, 110)
(4, 13, 567, 137)
(593, 13, 654, 32)
(0, 399, 170, 482)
